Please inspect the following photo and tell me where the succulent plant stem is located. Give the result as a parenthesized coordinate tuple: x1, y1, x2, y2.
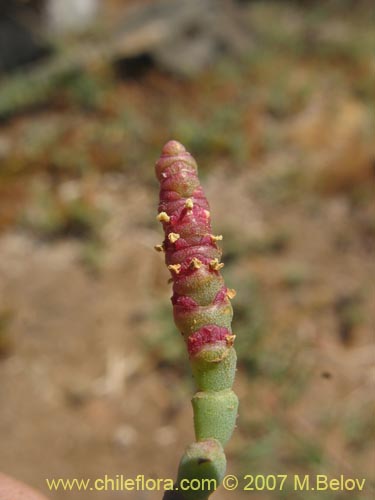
(155, 140, 238, 499)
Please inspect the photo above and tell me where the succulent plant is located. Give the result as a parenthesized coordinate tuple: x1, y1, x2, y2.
(155, 140, 238, 499)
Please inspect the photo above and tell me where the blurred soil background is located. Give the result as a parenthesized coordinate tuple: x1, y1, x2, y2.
(0, 0, 374, 498)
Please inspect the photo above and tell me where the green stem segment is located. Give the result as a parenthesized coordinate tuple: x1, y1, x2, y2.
(155, 141, 238, 499)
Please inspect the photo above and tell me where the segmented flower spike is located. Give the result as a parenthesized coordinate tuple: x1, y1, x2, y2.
(155, 141, 238, 499)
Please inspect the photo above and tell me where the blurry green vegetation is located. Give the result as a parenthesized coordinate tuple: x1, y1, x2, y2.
(79, 239, 106, 274)
(247, 2, 375, 63)
(21, 185, 107, 241)
(230, 277, 267, 376)
(253, 166, 307, 205)
(344, 407, 375, 451)
(172, 106, 248, 165)
(19, 184, 108, 274)
(236, 418, 335, 500)
(60, 71, 107, 110)
(280, 263, 311, 289)
(334, 293, 365, 346)
(222, 227, 291, 265)
(142, 302, 191, 383)
(0, 309, 13, 358)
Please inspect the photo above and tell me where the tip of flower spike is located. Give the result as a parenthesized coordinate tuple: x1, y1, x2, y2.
(162, 140, 186, 156)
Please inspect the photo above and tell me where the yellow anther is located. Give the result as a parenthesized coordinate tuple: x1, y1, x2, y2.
(190, 257, 202, 269)
(168, 264, 181, 274)
(204, 210, 211, 219)
(168, 232, 180, 243)
(225, 334, 236, 347)
(185, 198, 194, 209)
(226, 288, 237, 299)
(154, 244, 164, 252)
(157, 212, 170, 223)
(210, 234, 223, 242)
(209, 258, 224, 271)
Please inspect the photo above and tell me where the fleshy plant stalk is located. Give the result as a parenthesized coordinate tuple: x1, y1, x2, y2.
(155, 140, 238, 500)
